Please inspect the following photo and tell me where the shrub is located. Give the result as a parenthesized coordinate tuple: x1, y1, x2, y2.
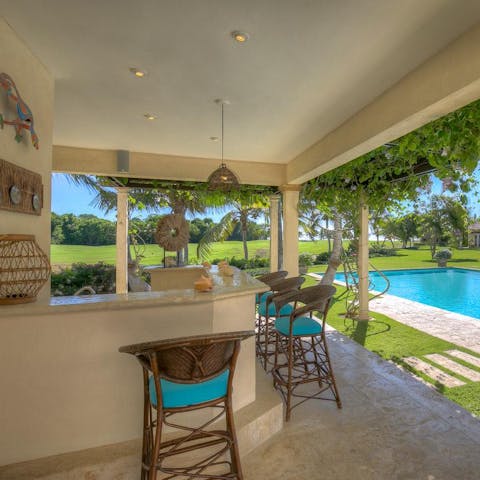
(212, 256, 270, 270)
(369, 245, 398, 257)
(434, 249, 452, 260)
(315, 252, 330, 264)
(51, 262, 116, 296)
(298, 253, 314, 266)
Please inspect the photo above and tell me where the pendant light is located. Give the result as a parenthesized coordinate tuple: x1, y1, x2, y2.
(207, 99, 240, 192)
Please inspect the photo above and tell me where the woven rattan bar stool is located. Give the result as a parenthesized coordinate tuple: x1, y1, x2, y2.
(255, 270, 288, 306)
(119, 330, 254, 480)
(271, 285, 341, 421)
(256, 276, 305, 370)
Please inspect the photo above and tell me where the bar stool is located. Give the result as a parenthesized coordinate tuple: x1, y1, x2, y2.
(271, 285, 342, 421)
(119, 330, 254, 480)
(255, 270, 288, 305)
(256, 276, 305, 370)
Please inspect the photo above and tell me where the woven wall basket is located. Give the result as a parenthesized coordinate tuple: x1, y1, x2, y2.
(0, 234, 51, 305)
(154, 214, 189, 252)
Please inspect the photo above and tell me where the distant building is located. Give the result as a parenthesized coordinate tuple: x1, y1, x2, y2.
(468, 222, 480, 247)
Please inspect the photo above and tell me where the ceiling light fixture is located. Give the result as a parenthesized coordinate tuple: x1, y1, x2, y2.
(207, 99, 239, 192)
(130, 67, 147, 78)
(231, 31, 249, 43)
(144, 113, 157, 120)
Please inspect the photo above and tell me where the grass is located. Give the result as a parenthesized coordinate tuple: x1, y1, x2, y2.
(51, 241, 480, 269)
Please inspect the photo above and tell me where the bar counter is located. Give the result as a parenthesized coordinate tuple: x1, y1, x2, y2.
(0, 267, 266, 466)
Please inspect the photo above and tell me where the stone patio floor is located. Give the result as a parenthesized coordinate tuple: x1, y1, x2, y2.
(243, 331, 480, 480)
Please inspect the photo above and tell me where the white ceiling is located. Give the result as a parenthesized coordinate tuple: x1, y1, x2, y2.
(2, 0, 480, 164)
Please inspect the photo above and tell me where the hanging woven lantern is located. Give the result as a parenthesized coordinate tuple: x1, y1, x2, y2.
(0, 234, 51, 304)
(207, 99, 240, 192)
(207, 163, 239, 192)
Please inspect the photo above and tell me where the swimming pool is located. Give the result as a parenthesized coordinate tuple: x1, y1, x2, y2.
(334, 268, 480, 320)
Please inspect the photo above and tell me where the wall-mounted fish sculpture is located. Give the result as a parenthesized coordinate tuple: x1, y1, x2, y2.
(0, 73, 39, 149)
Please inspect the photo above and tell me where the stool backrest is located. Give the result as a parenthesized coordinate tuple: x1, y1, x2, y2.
(270, 276, 305, 294)
(256, 270, 288, 288)
(273, 284, 336, 320)
(119, 330, 254, 384)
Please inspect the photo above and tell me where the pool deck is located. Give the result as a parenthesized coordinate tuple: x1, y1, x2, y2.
(370, 294, 480, 354)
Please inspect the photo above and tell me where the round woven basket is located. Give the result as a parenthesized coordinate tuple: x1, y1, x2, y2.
(0, 234, 51, 304)
(154, 214, 189, 252)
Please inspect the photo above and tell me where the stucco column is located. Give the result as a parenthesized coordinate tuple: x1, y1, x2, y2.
(269, 194, 281, 272)
(280, 185, 301, 277)
(116, 188, 129, 294)
(358, 194, 370, 320)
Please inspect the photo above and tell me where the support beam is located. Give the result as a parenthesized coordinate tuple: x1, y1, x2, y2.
(116, 188, 129, 294)
(281, 186, 301, 277)
(53, 145, 286, 187)
(269, 194, 281, 272)
(358, 195, 370, 321)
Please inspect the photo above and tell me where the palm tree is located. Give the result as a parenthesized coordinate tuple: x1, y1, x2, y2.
(66, 174, 224, 264)
(197, 195, 268, 261)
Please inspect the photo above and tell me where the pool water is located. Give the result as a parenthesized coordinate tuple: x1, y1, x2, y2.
(334, 268, 480, 320)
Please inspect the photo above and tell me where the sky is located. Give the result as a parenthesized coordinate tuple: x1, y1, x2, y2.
(52, 170, 480, 221)
(51, 173, 227, 221)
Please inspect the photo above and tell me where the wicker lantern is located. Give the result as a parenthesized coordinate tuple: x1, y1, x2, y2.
(207, 163, 239, 192)
(0, 234, 51, 304)
(207, 99, 240, 192)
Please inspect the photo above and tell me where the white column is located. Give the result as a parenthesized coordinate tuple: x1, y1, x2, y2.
(116, 188, 129, 294)
(281, 186, 301, 277)
(358, 194, 370, 320)
(269, 194, 280, 272)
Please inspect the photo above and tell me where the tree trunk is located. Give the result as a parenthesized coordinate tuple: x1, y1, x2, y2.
(320, 215, 343, 285)
(241, 213, 249, 260)
(325, 218, 332, 254)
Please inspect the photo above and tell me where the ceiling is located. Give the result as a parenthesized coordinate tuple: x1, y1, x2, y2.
(2, 0, 480, 164)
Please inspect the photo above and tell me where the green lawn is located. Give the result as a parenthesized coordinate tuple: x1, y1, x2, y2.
(51, 241, 480, 271)
(50, 240, 332, 266)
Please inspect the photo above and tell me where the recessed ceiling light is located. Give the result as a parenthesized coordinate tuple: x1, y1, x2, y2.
(231, 31, 249, 43)
(209, 136, 219, 142)
(144, 113, 157, 120)
(130, 67, 147, 78)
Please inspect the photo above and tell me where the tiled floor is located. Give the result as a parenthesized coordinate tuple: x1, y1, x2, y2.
(243, 331, 480, 480)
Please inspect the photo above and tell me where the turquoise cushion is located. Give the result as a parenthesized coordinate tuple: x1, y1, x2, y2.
(258, 301, 293, 318)
(256, 291, 272, 303)
(149, 369, 229, 408)
(275, 316, 322, 336)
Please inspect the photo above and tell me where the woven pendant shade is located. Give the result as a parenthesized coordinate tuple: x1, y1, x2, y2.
(0, 234, 51, 304)
(207, 163, 239, 192)
(207, 99, 240, 192)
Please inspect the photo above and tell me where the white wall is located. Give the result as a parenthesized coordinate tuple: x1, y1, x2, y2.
(0, 17, 54, 300)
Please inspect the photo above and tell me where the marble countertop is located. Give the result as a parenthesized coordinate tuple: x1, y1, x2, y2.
(0, 266, 267, 317)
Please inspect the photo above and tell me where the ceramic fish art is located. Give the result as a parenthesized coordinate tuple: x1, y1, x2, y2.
(0, 73, 39, 149)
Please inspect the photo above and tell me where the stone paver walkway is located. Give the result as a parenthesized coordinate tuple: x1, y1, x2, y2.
(370, 294, 480, 354)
